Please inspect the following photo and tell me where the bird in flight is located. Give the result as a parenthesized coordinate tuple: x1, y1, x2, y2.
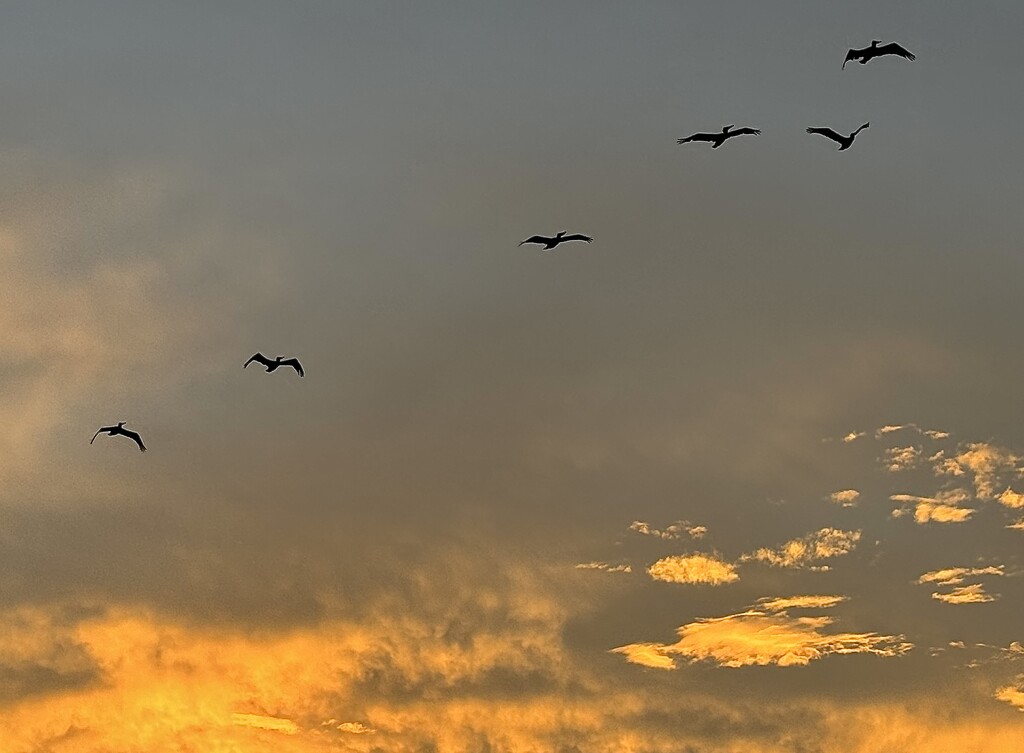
(843, 40, 915, 69)
(518, 231, 593, 250)
(244, 352, 305, 377)
(677, 124, 761, 148)
(91, 422, 146, 452)
(806, 123, 870, 151)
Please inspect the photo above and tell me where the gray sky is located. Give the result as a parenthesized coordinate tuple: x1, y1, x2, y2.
(3, 3, 1024, 751)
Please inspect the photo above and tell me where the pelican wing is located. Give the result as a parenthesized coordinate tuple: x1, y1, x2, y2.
(244, 352, 274, 369)
(561, 234, 593, 244)
(728, 127, 760, 137)
(877, 42, 915, 61)
(117, 428, 147, 452)
(280, 357, 304, 377)
(677, 132, 715, 144)
(806, 127, 844, 144)
(519, 235, 552, 246)
(842, 48, 862, 69)
(90, 428, 106, 444)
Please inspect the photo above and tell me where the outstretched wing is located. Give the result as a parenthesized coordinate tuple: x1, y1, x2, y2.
(244, 352, 273, 369)
(729, 127, 761, 137)
(90, 428, 105, 444)
(677, 132, 715, 144)
(878, 42, 915, 61)
(842, 48, 861, 69)
(561, 234, 593, 244)
(119, 428, 147, 452)
(518, 235, 550, 246)
(806, 127, 844, 143)
(280, 358, 304, 377)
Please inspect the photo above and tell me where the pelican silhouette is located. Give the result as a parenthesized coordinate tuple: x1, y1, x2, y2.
(843, 40, 915, 69)
(244, 352, 305, 377)
(677, 125, 761, 148)
(90, 422, 146, 452)
(518, 231, 593, 250)
(806, 123, 870, 150)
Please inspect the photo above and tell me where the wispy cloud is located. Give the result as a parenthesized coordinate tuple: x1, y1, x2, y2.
(647, 554, 738, 585)
(937, 443, 1024, 499)
(931, 584, 999, 604)
(755, 595, 847, 611)
(890, 490, 975, 524)
(918, 566, 1003, 604)
(575, 562, 632, 574)
(842, 431, 866, 442)
(613, 602, 910, 669)
(917, 566, 1004, 586)
(629, 520, 707, 540)
(742, 528, 860, 570)
(231, 713, 300, 734)
(336, 721, 375, 734)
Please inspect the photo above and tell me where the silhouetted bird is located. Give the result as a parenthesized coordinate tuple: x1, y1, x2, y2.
(518, 231, 593, 250)
(244, 352, 305, 377)
(806, 123, 870, 150)
(677, 125, 761, 148)
(90, 422, 146, 452)
(843, 40, 915, 69)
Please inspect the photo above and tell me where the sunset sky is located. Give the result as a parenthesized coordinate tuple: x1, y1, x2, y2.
(4, 2, 1024, 752)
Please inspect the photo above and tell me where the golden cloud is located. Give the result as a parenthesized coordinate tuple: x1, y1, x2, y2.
(829, 489, 861, 507)
(744, 528, 860, 569)
(917, 566, 1003, 586)
(629, 520, 707, 540)
(931, 585, 999, 605)
(575, 562, 632, 573)
(996, 682, 1024, 711)
(646, 554, 739, 585)
(232, 713, 299, 734)
(997, 488, 1024, 509)
(755, 595, 848, 612)
(938, 443, 1023, 500)
(883, 445, 921, 472)
(613, 605, 910, 669)
(890, 489, 975, 524)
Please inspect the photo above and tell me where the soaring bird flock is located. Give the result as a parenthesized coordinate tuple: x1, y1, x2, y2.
(92, 38, 914, 453)
(677, 39, 913, 151)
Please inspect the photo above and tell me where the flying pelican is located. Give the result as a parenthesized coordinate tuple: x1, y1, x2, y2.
(843, 40, 915, 69)
(806, 122, 870, 150)
(677, 124, 761, 148)
(518, 231, 593, 250)
(244, 352, 305, 377)
(90, 422, 146, 452)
